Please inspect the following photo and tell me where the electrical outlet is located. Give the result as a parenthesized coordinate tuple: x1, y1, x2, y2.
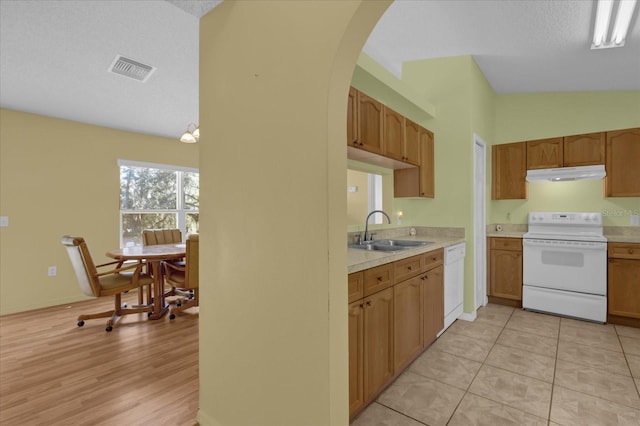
(631, 215, 640, 226)
(0, 216, 8, 227)
(48, 266, 57, 277)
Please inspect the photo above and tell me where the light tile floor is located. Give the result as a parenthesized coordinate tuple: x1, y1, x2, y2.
(351, 304, 640, 426)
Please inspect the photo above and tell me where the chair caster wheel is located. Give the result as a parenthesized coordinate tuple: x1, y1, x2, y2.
(169, 314, 176, 320)
(147, 312, 153, 317)
(105, 325, 113, 332)
(77, 321, 85, 327)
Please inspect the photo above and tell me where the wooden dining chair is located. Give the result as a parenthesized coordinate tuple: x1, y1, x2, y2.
(142, 228, 182, 246)
(163, 234, 199, 319)
(61, 236, 154, 331)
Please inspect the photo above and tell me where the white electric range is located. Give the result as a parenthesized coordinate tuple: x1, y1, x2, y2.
(522, 212, 607, 322)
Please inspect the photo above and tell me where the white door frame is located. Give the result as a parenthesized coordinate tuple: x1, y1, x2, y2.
(473, 134, 488, 309)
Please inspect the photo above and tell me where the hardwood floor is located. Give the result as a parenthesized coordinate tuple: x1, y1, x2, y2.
(0, 291, 199, 426)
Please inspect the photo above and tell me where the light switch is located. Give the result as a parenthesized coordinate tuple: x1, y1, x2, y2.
(631, 215, 640, 226)
(0, 216, 8, 227)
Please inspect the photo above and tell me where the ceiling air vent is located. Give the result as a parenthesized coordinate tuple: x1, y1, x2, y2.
(108, 55, 156, 82)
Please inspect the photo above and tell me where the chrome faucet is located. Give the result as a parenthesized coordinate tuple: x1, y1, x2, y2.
(362, 210, 391, 243)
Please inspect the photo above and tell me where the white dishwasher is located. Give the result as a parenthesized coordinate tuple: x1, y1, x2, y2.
(442, 243, 465, 333)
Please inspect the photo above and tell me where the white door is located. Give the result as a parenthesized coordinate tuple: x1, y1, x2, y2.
(473, 135, 487, 309)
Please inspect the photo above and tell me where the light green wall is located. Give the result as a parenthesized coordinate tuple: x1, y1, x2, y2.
(0, 108, 198, 315)
(491, 91, 640, 225)
(354, 55, 494, 313)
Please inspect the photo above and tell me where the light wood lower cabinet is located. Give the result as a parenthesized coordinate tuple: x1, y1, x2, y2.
(362, 287, 394, 403)
(488, 237, 523, 305)
(423, 265, 444, 347)
(608, 243, 640, 324)
(348, 299, 365, 417)
(349, 249, 444, 419)
(394, 276, 423, 372)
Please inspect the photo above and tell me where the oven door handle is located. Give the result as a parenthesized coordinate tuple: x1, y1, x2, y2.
(523, 239, 607, 250)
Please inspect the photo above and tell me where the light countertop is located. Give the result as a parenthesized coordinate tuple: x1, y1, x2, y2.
(348, 235, 465, 274)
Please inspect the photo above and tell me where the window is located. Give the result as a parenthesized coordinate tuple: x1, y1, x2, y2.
(119, 160, 199, 247)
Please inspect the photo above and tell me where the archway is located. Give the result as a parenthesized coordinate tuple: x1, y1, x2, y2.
(197, 1, 391, 425)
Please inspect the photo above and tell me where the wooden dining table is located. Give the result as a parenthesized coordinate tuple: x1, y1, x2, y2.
(106, 243, 186, 320)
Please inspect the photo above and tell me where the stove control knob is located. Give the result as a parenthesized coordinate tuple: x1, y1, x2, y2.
(591, 214, 599, 223)
(584, 214, 591, 221)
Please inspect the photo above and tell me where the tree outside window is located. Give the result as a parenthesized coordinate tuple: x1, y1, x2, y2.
(119, 161, 199, 247)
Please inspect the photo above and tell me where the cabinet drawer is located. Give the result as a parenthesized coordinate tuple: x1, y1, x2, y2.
(490, 237, 522, 251)
(422, 249, 443, 271)
(609, 243, 640, 260)
(394, 255, 422, 283)
(363, 264, 394, 297)
(348, 272, 364, 303)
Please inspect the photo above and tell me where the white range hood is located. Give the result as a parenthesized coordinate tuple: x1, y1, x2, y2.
(526, 165, 606, 182)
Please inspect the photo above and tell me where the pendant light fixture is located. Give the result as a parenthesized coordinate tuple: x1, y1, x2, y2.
(180, 123, 199, 143)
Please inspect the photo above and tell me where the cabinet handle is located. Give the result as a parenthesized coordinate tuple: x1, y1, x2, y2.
(629, 249, 634, 254)
(352, 140, 358, 145)
(408, 266, 412, 271)
(359, 303, 364, 309)
(377, 276, 382, 282)
(366, 301, 371, 307)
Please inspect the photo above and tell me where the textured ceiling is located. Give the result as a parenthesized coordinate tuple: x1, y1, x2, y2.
(1, 0, 638, 141)
(364, 0, 640, 93)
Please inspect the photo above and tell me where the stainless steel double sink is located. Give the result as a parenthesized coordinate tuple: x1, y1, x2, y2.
(349, 239, 433, 252)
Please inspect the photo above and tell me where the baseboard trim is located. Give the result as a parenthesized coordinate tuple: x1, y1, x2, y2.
(458, 311, 477, 322)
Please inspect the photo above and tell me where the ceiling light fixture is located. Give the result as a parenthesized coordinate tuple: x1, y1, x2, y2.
(592, 0, 637, 49)
(180, 123, 199, 143)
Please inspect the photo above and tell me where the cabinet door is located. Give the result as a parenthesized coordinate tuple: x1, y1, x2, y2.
(348, 272, 364, 304)
(423, 266, 444, 348)
(564, 132, 605, 166)
(492, 142, 527, 200)
(404, 119, 422, 165)
(526, 137, 563, 169)
(608, 259, 640, 319)
(363, 287, 394, 402)
(490, 249, 523, 300)
(605, 128, 640, 197)
(348, 300, 365, 417)
(357, 92, 384, 155)
(347, 87, 359, 148)
(383, 106, 404, 162)
(418, 128, 435, 198)
(394, 276, 423, 372)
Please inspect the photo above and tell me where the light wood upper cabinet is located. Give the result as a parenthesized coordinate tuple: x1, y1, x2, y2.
(564, 132, 605, 166)
(488, 238, 523, 301)
(419, 128, 435, 198)
(404, 119, 422, 166)
(605, 128, 640, 197)
(382, 106, 405, 162)
(527, 137, 563, 169)
(393, 127, 434, 198)
(363, 287, 394, 402)
(608, 243, 640, 320)
(492, 142, 527, 200)
(347, 87, 358, 148)
(526, 134, 605, 169)
(355, 92, 384, 155)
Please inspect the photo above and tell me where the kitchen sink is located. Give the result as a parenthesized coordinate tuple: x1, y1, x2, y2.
(348, 243, 404, 252)
(374, 239, 433, 247)
(349, 239, 433, 252)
